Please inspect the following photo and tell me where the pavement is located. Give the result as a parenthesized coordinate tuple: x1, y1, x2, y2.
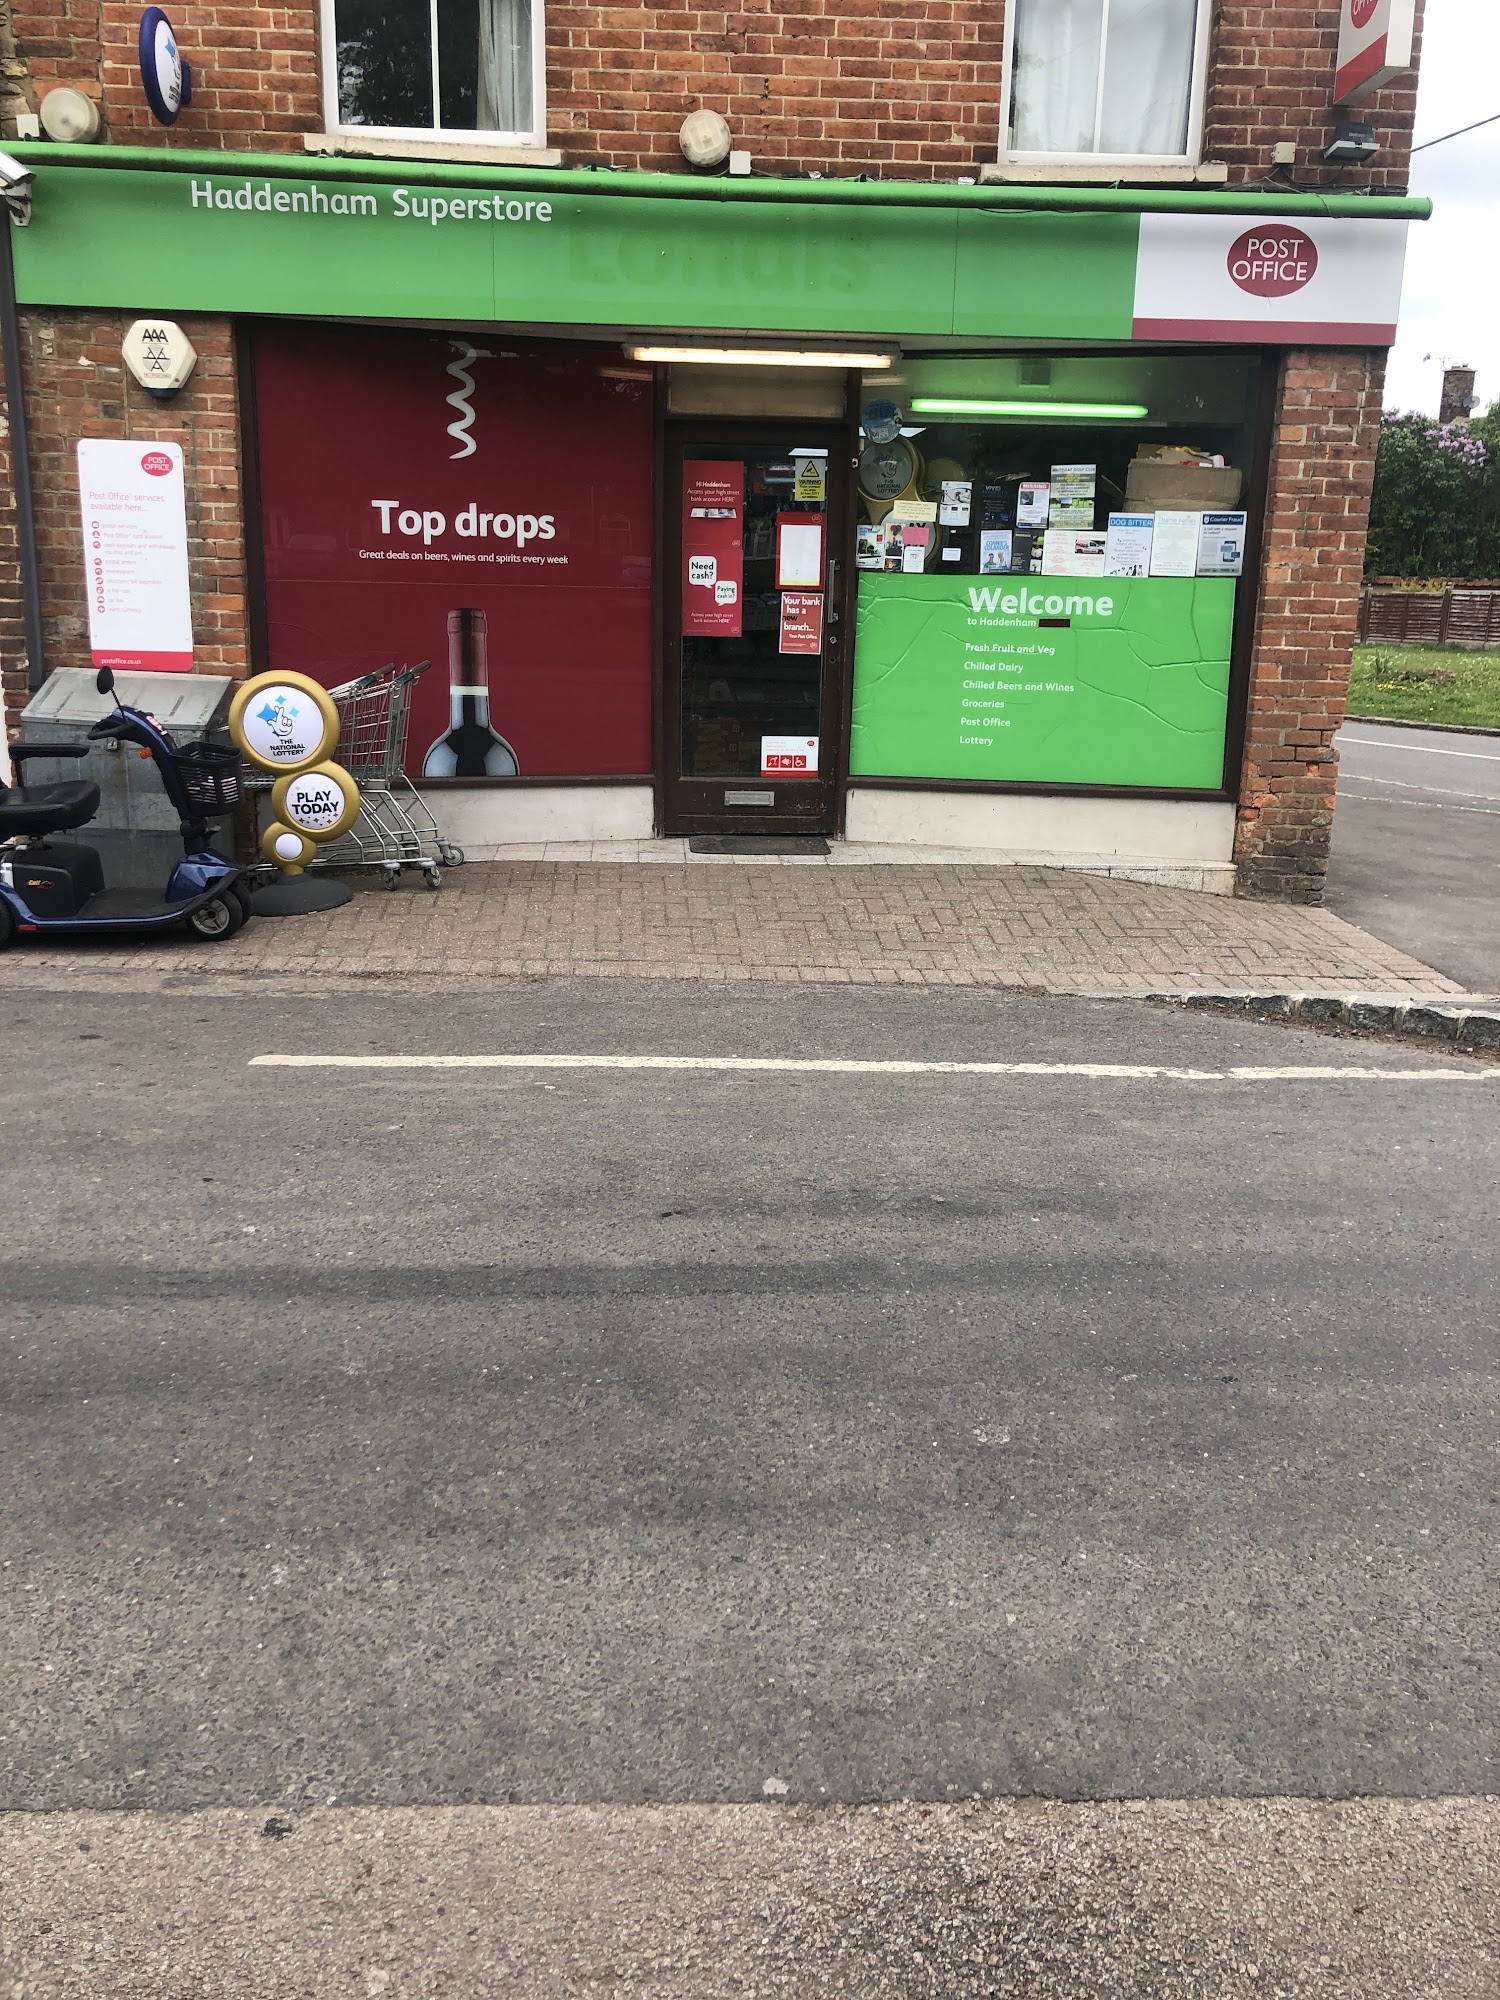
(1328, 722, 1500, 993)
(0, 855, 1469, 997)
(1, 977, 1496, 1996)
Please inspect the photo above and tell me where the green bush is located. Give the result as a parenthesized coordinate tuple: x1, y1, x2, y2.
(1365, 409, 1499, 579)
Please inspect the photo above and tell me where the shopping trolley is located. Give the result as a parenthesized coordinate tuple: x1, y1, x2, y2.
(248, 662, 464, 890)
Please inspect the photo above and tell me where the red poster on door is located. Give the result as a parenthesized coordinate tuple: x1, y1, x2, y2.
(683, 461, 744, 637)
(778, 591, 824, 655)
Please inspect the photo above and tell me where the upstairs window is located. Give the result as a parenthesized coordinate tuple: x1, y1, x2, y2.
(1004, 0, 1209, 162)
(322, 0, 543, 143)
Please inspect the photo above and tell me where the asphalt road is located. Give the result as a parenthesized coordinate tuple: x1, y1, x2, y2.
(2, 976, 1496, 1821)
(1329, 721, 1500, 992)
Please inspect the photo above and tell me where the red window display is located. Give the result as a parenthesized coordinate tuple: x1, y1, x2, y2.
(252, 324, 655, 779)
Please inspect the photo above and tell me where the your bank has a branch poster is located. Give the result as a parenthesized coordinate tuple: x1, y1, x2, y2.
(849, 575, 1235, 790)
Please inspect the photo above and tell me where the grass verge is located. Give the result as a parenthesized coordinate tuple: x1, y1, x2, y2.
(1349, 643, 1500, 729)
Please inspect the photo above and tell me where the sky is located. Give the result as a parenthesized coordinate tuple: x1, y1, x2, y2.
(1384, 0, 1500, 414)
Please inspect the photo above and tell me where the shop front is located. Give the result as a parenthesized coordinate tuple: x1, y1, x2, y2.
(8, 146, 1423, 881)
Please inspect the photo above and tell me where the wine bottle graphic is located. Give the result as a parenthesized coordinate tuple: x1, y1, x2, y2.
(421, 608, 519, 777)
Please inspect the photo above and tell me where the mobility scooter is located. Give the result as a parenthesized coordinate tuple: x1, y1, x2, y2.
(0, 666, 250, 947)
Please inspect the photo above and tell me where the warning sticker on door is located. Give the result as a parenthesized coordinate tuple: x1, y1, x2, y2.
(761, 735, 819, 778)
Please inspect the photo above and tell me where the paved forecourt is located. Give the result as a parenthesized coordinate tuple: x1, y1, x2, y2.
(0, 859, 1468, 995)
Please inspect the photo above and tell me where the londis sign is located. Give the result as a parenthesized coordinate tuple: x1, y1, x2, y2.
(1336, 0, 1416, 105)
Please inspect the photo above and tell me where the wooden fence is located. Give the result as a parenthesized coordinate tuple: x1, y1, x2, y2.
(1359, 583, 1500, 648)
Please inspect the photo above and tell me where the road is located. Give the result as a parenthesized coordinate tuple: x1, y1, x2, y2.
(1329, 721, 1500, 992)
(2, 975, 1496, 1995)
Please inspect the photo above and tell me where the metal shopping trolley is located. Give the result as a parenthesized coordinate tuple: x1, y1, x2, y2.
(320, 661, 464, 888)
(248, 662, 464, 890)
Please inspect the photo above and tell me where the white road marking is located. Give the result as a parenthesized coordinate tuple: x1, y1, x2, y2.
(249, 1054, 1495, 1083)
(1341, 734, 1500, 763)
(1338, 789, 1500, 816)
(1341, 772, 1498, 803)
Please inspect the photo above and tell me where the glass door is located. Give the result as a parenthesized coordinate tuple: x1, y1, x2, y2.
(664, 425, 848, 833)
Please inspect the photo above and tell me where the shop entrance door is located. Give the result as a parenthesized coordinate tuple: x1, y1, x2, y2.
(664, 426, 848, 834)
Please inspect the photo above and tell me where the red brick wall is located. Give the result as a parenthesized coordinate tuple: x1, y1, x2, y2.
(1204, 2, 1423, 193)
(9, 1, 1423, 184)
(14, 1, 321, 152)
(0, 309, 248, 744)
(1233, 348, 1387, 902)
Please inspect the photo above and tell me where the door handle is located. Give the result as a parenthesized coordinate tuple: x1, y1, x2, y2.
(827, 555, 840, 626)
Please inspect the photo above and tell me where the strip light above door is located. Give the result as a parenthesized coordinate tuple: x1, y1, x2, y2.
(627, 344, 897, 368)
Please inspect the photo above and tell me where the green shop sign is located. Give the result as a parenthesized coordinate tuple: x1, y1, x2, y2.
(850, 574, 1235, 791)
(8, 147, 1423, 345)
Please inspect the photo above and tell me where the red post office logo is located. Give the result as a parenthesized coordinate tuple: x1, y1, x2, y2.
(140, 450, 174, 476)
(1227, 229, 1319, 299)
(1350, 0, 1379, 28)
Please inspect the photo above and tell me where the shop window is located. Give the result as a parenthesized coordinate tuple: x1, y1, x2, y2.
(1003, 0, 1208, 162)
(321, 0, 544, 144)
(847, 353, 1262, 794)
(252, 324, 654, 780)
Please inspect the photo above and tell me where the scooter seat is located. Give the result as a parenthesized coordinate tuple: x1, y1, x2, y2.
(0, 780, 102, 838)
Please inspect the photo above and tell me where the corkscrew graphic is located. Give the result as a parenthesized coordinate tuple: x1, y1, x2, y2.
(444, 340, 493, 459)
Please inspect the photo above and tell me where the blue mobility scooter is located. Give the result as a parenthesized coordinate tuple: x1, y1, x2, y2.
(0, 666, 251, 947)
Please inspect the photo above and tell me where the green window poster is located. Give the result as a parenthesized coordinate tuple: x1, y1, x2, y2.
(849, 574, 1234, 791)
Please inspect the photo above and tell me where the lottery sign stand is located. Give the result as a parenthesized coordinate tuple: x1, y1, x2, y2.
(227, 671, 361, 916)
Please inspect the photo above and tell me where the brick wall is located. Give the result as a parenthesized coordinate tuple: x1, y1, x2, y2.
(1203, 2, 1423, 193)
(6, 1, 1423, 185)
(1233, 348, 1387, 902)
(0, 309, 248, 741)
(13, 1, 321, 152)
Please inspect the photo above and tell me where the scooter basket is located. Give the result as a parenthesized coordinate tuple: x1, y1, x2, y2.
(169, 740, 244, 816)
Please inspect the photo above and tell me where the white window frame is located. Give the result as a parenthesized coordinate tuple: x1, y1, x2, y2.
(318, 0, 548, 149)
(999, 0, 1212, 167)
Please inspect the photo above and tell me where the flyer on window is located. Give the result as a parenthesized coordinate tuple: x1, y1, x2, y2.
(683, 460, 744, 636)
(776, 512, 825, 588)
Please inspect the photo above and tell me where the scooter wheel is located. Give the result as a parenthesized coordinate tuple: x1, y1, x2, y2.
(0, 899, 14, 951)
(231, 883, 255, 927)
(185, 892, 247, 942)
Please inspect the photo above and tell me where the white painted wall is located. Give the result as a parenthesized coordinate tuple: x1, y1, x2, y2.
(845, 788, 1237, 869)
(429, 785, 655, 852)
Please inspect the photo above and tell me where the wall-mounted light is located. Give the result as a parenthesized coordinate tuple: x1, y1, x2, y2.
(679, 109, 731, 169)
(627, 344, 897, 369)
(1322, 120, 1379, 165)
(38, 87, 102, 144)
(910, 397, 1149, 420)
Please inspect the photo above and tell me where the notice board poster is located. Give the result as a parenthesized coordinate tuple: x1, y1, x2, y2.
(682, 461, 744, 636)
(850, 574, 1233, 790)
(76, 439, 194, 672)
(252, 324, 654, 778)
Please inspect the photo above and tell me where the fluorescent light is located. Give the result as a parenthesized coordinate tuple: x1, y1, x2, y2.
(910, 397, 1149, 420)
(627, 344, 896, 369)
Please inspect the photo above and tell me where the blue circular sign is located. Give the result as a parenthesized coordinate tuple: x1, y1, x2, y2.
(861, 399, 903, 444)
(139, 8, 192, 125)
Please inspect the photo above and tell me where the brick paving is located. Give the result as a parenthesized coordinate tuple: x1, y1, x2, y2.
(0, 862, 1467, 995)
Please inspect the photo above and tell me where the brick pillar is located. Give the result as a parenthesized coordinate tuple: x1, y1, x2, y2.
(1233, 347, 1385, 903)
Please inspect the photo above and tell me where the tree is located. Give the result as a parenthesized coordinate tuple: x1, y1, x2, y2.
(1365, 410, 1493, 579)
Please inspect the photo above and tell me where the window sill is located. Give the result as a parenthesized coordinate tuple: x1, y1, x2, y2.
(304, 132, 563, 168)
(981, 161, 1229, 186)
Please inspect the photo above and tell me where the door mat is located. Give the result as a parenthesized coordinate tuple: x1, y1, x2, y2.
(689, 835, 832, 857)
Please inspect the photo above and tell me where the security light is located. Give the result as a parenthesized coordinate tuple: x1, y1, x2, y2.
(1323, 120, 1379, 165)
